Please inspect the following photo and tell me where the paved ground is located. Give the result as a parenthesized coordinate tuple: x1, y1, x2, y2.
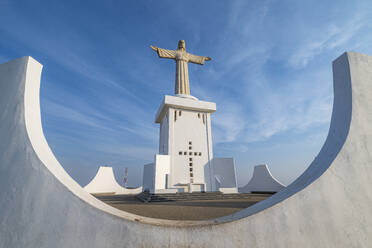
(95, 194, 271, 220)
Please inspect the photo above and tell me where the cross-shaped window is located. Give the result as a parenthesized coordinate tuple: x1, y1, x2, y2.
(181, 141, 203, 183)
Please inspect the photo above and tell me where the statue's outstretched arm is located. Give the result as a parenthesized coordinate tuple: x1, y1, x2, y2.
(188, 53, 212, 65)
(150, 45, 176, 59)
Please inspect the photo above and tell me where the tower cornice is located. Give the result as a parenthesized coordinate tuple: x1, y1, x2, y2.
(155, 95, 216, 123)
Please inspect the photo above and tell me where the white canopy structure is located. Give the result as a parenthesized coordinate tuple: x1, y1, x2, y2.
(239, 164, 285, 193)
(84, 166, 142, 195)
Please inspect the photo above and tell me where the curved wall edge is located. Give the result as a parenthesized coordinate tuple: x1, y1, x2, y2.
(0, 52, 371, 247)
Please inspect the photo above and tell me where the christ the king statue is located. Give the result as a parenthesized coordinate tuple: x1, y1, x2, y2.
(150, 40, 211, 96)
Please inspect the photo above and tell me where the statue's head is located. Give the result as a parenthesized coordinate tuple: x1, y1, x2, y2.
(178, 40, 186, 50)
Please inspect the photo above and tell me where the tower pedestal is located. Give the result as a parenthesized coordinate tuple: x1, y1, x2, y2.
(142, 95, 238, 194)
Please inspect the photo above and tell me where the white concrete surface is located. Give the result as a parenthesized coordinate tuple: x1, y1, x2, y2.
(1, 52, 372, 247)
(84, 166, 142, 195)
(213, 157, 238, 192)
(153, 154, 171, 193)
(148, 94, 218, 193)
(142, 163, 154, 191)
(219, 187, 238, 194)
(175, 93, 198, 100)
(155, 95, 216, 123)
(239, 164, 285, 193)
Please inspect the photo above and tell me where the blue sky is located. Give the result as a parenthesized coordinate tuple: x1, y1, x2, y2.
(1, 0, 371, 187)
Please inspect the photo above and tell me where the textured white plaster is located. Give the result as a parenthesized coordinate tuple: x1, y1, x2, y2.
(155, 95, 216, 123)
(153, 154, 171, 193)
(148, 95, 218, 193)
(239, 164, 285, 193)
(84, 166, 142, 195)
(142, 163, 154, 191)
(219, 188, 238, 194)
(1, 52, 372, 247)
(213, 157, 238, 192)
(175, 93, 198, 100)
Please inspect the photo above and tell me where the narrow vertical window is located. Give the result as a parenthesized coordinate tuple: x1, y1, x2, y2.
(174, 110, 177, 121)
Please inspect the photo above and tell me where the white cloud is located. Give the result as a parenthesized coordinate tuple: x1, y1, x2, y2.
(212, 101, 246, 143)
(244, 69, 332, 143)
(92, 144, 156, 163)
(201, 1, 371, 147)
(287, 12, 368, 69)
(43, 97, 157, 143)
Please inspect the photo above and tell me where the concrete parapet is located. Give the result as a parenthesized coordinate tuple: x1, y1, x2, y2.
(1, 53, 372, 247)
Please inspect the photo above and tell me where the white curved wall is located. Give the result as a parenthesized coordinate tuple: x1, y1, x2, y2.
(0, 52, 372, 247)
(239, 164, 285, 193)
(84, 166, 142, 194)
(213, 157, 238, 193)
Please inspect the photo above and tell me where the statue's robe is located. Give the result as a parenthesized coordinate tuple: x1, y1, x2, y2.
(155, 48, 209, 95)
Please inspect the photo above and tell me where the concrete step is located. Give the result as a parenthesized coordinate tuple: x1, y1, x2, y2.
(135, 191, 273, 203)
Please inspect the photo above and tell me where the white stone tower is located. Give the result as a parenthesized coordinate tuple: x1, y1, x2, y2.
(143, 40, 237, 193)
(155, 95, 217, 192)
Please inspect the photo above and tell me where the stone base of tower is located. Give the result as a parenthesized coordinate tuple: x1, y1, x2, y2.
(142, 94, 238, 194)
(142, 154, 207, 194)
(142, 155, 239, 194)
